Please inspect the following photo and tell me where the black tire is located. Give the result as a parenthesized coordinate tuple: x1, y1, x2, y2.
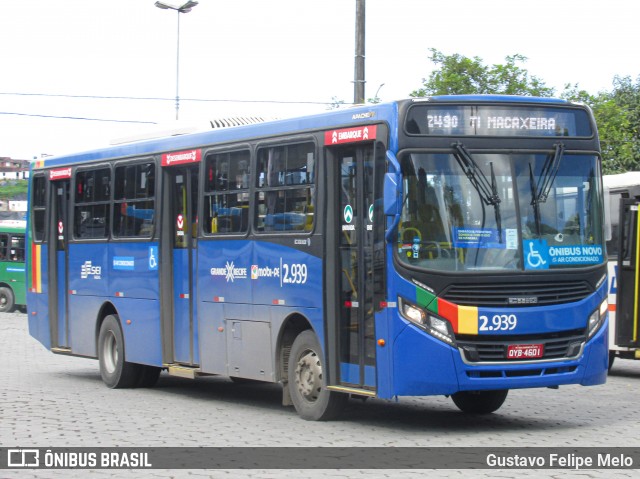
(608, 352, 616, 372)
(136, 365, 162, 388)
(0, 286, 15, 313)
(288, 330, 347, 421)
(98, 315, 142, 388)
(451, 389, 508, 414)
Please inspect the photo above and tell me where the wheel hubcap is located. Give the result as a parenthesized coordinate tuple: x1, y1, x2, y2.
(103, 331, 118, 374)
(295, 349, 322, 402)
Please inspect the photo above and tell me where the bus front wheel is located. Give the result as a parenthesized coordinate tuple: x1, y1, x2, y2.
(451, 389, 508, 414)
(288, 330, 347, 421)
(0, 286, 15, 313)
(98, 315, 141, 388)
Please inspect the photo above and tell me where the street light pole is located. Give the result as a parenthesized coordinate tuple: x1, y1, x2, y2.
(354, 0, 366, 104)
(154, 1, 199, 120)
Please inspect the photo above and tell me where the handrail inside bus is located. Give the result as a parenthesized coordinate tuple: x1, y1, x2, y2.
(385, 150, 402, 242)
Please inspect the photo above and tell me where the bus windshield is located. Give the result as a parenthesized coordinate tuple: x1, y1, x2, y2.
(397, 150, 604, 272)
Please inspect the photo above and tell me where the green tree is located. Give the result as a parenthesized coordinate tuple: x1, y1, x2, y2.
(0, 180, 28, 201)
(563, 76, 640, 174)
(411, 49, 554, 97)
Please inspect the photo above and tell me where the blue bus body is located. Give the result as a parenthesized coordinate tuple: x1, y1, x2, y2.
(27, 97, 608, 418)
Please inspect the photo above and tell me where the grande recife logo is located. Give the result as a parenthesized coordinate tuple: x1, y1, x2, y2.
(210, 261, 247, 282)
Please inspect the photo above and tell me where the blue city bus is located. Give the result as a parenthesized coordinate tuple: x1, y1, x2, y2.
(26, 96, 608, 420)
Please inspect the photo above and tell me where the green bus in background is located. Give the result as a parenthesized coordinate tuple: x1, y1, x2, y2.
(0, 220, 27, 313)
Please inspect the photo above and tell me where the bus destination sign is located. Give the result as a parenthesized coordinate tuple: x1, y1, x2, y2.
(405, 104, 592, 137)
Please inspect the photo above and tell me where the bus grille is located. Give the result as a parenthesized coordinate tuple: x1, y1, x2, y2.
(442, 281, 592, 307)
(456, 332, 585, 363)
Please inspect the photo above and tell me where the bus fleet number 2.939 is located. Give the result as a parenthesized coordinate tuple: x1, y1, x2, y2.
(479, 314, 518, 332)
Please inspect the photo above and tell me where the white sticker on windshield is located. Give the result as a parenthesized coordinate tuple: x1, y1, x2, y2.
(506, 229, 518, 250)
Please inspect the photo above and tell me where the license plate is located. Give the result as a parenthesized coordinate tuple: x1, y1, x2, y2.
(506, 343, 544, 359)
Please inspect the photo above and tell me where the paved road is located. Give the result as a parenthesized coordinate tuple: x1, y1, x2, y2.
(1, 309, 639, 478)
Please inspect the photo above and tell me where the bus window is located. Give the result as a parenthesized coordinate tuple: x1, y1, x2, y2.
(31, 175, 47, 242)
(606, 191, 626, 257)
(113, 162, 155, 238)
(255, 142, 315, 232)
(74, 167, 111, 239)
(0, 234, 7, 260)
(204, 150, 250, 234)
(10, 234, 25, 261)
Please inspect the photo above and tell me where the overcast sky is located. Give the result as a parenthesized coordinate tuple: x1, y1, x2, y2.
(0, 0, 637, 160)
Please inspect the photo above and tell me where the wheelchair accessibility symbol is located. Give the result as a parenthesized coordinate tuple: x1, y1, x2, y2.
(524, 240, 549, 270)
(149, 246, 158, 271)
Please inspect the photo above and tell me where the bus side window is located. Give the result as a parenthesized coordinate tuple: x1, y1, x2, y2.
(0, 233, 7, 260)
(113, 162, 155, 238)
(74, 167, 111, 240)
(203, 150, 250, 235)
(10, 234, 25, 261)
(255, 142, 315, 233)
(606, 191, 625, 257)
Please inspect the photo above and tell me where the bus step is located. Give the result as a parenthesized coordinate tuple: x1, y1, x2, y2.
(326, 385, 376, 397)
(51, 347, 73, 355)
(167, 365, 200, 379)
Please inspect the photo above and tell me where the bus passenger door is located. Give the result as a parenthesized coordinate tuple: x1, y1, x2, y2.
(49, 178, 70, 349)
(163, 163, 200, 366)
(332, 144, 378, 391)
(616, 199, 640, 347)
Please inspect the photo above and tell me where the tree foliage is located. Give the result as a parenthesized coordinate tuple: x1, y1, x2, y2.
(561, 76, 640, 173)
(412, 50, 640, 173)
(411, 49, 554, 97)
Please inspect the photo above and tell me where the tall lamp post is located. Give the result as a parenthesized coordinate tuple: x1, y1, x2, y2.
(353, 0, 365, 104)
(154, 1, 199, 120)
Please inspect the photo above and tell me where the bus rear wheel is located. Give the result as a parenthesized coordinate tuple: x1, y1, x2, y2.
(288, 330, 347, 421)
(451, 389, 508, 414)
(98, 315, 142, 388)
(0, 286, 15, 313)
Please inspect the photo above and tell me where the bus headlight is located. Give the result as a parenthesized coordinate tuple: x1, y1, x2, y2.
(587, 299, 608, 339)
(399, 297, 456, 345)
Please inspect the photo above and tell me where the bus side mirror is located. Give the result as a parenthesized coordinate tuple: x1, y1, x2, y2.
(384, 173, 400, 216)
(383, 172, 402, 242)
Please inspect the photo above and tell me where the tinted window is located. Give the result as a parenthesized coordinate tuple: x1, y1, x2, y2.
(113, 162, 156, 238)
(255, 142, 315, 233)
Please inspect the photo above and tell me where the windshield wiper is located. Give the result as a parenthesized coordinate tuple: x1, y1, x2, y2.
(529, 143, 565, 237)
(534, 143, 565, 204)
(452, 142, 502, 242)
(528, 163, 542, 236)
(452, 142, 500, 206)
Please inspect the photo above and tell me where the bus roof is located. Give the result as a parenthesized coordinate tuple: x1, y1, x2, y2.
(428, 94, 570, 105)
(31, 96, 581, 170)
(603, 172, 640, 190)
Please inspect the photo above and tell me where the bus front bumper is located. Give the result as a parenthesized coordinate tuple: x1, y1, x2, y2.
(387, 318, 608, 398)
